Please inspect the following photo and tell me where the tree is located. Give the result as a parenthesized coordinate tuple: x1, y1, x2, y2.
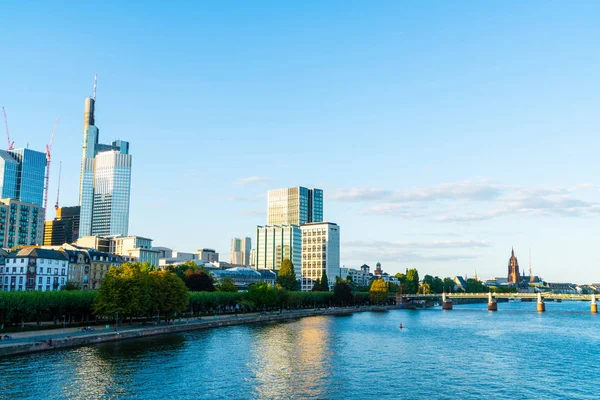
(418, 283, 432, 294)
(184, 269, 215, 292)
(148, 270, 189, 321)
(320, 271, 329, 292)
(333, 280, 353, 305)
(465, 278, 488, 293)
(216, 277, 238, 292)
(64, 282, 79, 291)
(369, 279, 389, 304)
(93, 262, 149, 321)
(276, 258, 298, 291)
(405, 269, 419, 294)
(247, 282, 279, 310)
(443, 277, 455, 293)
(312, 278, 324, 292)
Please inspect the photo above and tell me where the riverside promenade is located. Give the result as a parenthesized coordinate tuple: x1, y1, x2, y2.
(0, 306, 393, 357)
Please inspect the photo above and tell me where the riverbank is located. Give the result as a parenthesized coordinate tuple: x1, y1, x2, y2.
(0, 306, 396, 357)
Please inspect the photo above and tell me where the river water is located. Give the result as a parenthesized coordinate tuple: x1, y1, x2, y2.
(1, 302, 599, 399)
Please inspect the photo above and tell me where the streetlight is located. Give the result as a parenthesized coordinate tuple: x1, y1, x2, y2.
(62, 314, 66, 333)
(115, 311, 119, 332)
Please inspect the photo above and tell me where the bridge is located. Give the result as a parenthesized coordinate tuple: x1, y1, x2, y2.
(399, 292, 599, 313)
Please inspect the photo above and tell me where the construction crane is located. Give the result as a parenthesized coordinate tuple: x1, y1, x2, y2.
(43, 118, 59, 212)
(55, 161, 62, 211)
(2, 106, 14, 150)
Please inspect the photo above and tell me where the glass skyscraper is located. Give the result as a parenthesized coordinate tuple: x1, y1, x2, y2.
(78, 79, 132, 237)
(0, 148, 46, 207)
(267, 186, 323, 226)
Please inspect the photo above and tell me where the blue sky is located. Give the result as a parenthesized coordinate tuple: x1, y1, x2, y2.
(1, 1, 599, 282)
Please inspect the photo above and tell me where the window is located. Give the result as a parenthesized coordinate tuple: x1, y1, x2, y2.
(46, 277, 50, 284)
(61, 278, 65, 284)
(54, 269, 58, 275)
(61, 269, 65, 275)
(38, 277, 42, 284)
(47, 268, 51, 274)
(40, 259, 44, 264)
(55, 260, 58, 265)
(20, 259, 24, 263)
(20, 267, 23, 273)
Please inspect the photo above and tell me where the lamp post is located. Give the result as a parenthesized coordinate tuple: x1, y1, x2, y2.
(62, 314, 66, 333)
(115, 311, 119, 332)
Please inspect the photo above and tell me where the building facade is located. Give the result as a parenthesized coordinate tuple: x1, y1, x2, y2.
(1, 248, 68, 292)
(300, 222, 340, 291)
(267, 186, 323, 226)
(0, 198, 44, 248)
(79, 79, 132, 237)
(198, 248, 219, 263)
(109, 236, 159, 266)
(0, 148, 46, 207)
(43, 206, 80, 246)
(210, 267, 277, 290)
(255, 225, 302, 278)
(230, 237, 251, 265)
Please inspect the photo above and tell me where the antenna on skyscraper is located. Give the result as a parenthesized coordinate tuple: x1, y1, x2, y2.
(93, 73, 97, 101)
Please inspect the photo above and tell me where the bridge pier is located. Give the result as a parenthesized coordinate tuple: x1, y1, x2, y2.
(488, 292, 497, 311)
(441, 293, 453, 310)
(537, 293, 545, 312)
(592, 293, 597, 314)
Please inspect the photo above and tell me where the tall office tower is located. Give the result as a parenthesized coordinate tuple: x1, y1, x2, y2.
(255, 225, 302, 279)
(43, 206, 80, 246)
(230, 237, 251, 265)
(300, 222, 340, 291)
(0, 149, 46, 207)
(78, 78, 132, 237)
(267, 187, 323, 226)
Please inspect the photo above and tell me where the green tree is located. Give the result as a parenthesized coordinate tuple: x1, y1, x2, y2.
(443, 277, 455, 293)
(276, 258, 298, 291)
(93, 262, 149, 321)
(247, 282, 279, 310)
(320, 271, 329, 292)
(465, 279, 489, 293)
(333, 280, 353, 305)
(405, 269, 420, 294)
(418, 282, 432, 294)
(148, 270, 189, 321)
(369, 279, 389, 304)
(216, 277, 238, 292)
(184, 269, 215, 292)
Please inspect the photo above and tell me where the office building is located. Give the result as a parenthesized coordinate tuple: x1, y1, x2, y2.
(109, 236, 159, 266)
(0, 198, 44, 248)
(198, 248, 219, 263)
(43, 206, 80, 246)
(0, 149, 46, 207)
(255, 225, 302, 278)
(230, 237, 251, 265)
(79, 78, 132, 237)
(267, 187, 323, 226)
(300, 222, 340, 291)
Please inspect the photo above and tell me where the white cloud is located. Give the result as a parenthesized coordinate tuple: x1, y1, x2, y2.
(234, 176, 272, 185)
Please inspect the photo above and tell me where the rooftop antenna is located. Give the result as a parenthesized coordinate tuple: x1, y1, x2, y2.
(93, 73, 97, 101)
(55, 161, 62, 211)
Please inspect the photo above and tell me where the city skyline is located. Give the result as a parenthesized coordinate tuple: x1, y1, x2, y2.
(1, 2, 599, 281)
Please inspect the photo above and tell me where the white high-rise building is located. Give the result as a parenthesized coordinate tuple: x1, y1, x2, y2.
(230, 237, 251, 265)
(300, 222, 340, 291)
(255, 225, 302, 279)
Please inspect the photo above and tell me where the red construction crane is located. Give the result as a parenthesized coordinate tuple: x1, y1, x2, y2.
(2, 106, 14, 150)
(43, 118, 59, 212)
(55, 161, 62, 211)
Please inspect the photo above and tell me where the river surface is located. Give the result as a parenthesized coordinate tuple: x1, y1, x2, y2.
(1, 302, 599, 399)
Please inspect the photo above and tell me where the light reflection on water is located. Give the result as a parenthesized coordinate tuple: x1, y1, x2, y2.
(1, 302, 600, 399)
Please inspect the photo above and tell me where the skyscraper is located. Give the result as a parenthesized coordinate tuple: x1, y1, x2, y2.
(0, 148, 46, 207)
(300, 222, 340, 291)
(267, 186, 323, 226)
(230, 237, 251, 265)
(43, 206, 80, 246)
(78, 78, 132, 237)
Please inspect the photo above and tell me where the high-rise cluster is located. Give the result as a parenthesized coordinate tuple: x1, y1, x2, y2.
(254, 186, 340, 291)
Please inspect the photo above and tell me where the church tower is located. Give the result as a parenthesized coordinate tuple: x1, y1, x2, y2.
(507, 248, 520, 284)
